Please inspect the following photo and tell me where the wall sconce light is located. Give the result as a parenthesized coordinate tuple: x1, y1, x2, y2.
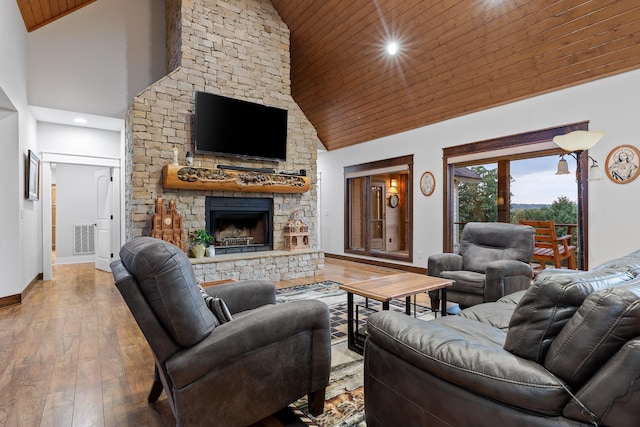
(555, 155, 570, 175)
(555, 154, 602, 180)
(388, 178, 399, 194)
(552, 129, 605, 270)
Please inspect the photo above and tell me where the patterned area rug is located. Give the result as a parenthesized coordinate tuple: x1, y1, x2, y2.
(276, 280, 433, 343)
(274, 281, 433, 427)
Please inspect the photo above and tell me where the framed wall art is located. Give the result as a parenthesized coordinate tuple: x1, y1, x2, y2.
(420, 171, 436, 196)
(605, 144, 640, 184)
(25, 149, 40, 201)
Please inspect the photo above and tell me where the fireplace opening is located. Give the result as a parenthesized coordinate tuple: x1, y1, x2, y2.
(206, 197, 273, 254)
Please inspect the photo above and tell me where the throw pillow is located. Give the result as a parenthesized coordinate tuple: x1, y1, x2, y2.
(198, 285, 233, 325)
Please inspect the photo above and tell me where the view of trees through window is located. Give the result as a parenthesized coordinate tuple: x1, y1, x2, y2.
(457, 156, 578, 241)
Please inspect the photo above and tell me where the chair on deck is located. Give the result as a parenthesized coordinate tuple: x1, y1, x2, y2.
(519, 219, 577, 270)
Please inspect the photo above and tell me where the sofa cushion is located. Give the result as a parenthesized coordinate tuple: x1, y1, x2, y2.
(593, 249, 640, 277)
(120, 237, 216, 347)
(504, 268, 635, 363)
(367, 312, 570, 416)
(544, 279, 640, 389)
(459, 301, 517, 331)
(497, 289, 527, 305)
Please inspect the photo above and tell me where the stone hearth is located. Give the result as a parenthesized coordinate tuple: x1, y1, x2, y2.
(190, 249, 324, 283)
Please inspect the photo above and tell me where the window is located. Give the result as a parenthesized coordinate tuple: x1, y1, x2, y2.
(443, 122, 591, 269)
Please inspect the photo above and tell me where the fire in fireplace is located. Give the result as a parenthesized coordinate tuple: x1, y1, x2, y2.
(205, 197, 273, 254)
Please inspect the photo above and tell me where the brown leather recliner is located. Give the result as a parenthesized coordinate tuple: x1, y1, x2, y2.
(111, 237, 331, 427)
(365, 250, 640, 426)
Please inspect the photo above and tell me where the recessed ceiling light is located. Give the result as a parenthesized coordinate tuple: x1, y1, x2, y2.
(74, 117, 88, 124)
(386, 41, 399, 56)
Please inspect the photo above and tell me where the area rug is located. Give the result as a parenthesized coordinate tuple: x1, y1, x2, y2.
(276, 280, 433, 343)
(274, 281, 433, 427)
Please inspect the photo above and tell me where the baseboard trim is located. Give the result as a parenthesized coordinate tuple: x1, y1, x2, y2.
(325, 253, 427, 274)
(0, 273, 42, 309)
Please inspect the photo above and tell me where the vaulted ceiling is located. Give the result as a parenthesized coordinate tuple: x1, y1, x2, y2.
(17, 0, 95, 32)
(17, 1, 640, 152)
(270, 0, 640, 151)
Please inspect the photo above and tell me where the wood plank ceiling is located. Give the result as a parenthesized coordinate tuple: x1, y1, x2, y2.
(16, 1, 640, 152)
(270, 0, 640, 151)
(17, 0, 95, 32)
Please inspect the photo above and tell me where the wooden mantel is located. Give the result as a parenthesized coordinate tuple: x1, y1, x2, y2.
(162, 165, 310, 193)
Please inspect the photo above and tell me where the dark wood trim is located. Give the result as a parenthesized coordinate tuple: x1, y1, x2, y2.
(0, 273, 42, 309)
(579, 150, 590, 270)
(442, 122, 590, 158)
(325, 253, 427, 274)
(497, 160, 510, 223)
(443, 163, 454, 252)
(442, 122, 590, 257)
(344, 155, 414, 262)
(343, 154, 414, 174)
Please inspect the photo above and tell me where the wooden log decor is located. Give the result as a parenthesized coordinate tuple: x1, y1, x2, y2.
(162, 165, 311, 193)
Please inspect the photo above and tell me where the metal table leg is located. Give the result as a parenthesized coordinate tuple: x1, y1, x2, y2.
(440, 287, 448, 316)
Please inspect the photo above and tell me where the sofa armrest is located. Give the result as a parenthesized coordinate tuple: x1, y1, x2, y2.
(563, 339, 640, 427)
(485, 259, 533, 302)
(204, 280, 276, 314)
(167, 300, 330, 389)
(366, 311, 569, 415)
(428, 253, 463, 277)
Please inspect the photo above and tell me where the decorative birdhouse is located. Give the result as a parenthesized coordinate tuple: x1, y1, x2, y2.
(284, 212, 310, 251)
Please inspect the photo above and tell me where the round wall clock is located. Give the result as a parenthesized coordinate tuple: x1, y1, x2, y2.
(389, 193, 399, 208)
(420, 171, 436, 196)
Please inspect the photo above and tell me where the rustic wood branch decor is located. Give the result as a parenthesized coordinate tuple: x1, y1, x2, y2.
(162, 165, 310, 193)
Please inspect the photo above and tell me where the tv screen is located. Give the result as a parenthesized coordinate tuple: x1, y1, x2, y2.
(194, 92, 288, 162)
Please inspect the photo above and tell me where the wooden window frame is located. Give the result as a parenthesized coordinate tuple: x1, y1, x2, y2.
(344, 155, 414, 262)
(442, 122, 590, 269)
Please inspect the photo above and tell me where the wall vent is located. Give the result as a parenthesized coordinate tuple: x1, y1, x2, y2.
(73, 224, 95, 255)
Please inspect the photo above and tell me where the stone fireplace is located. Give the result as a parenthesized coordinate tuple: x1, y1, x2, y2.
(124, 0, 324, 281)
(206, 197, 273, 254)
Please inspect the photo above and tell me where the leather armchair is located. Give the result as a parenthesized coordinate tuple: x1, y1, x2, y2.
(111, 237, 331, 427)
(428, 222, 535, 308)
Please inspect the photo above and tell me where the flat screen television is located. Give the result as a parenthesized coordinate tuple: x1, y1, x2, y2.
(194, 91, 288, 162)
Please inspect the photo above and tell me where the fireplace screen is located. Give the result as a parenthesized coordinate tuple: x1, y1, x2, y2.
(206, 197, 273, 254)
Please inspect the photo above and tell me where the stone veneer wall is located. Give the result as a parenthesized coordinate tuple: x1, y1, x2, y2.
(125, 0, 320, 260)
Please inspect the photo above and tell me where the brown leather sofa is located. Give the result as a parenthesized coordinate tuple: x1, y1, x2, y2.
(365, 250, 640, 426)
(111, 237, 331, 427)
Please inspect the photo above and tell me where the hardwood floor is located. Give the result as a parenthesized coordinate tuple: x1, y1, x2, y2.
(0, 258, 404, 427)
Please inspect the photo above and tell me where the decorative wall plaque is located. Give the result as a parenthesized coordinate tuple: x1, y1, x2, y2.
(605, 144, 640, 184)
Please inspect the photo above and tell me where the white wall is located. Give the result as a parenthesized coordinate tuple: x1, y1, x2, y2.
(0, 1, 40, 299)
(27, 0, 166, 118)
(38, 122, 121, 158)
(54, 164, 104, 264)
(318, 68, 640, 269)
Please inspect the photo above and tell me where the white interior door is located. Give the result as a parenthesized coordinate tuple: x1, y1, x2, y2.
(95, 168, 113, 271)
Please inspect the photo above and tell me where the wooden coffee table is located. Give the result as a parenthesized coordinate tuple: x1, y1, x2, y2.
(339, 273, 454, 354)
